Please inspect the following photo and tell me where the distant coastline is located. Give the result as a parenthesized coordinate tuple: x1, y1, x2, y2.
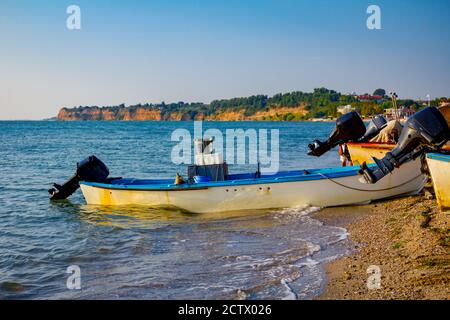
(55, 88, 447, 121)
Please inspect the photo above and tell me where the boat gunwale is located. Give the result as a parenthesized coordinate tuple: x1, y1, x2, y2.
(426, 152, 450, 162)
(348, 142, 450, 152)
(346, 142, 395, 149)
(79, 165, 376, 191)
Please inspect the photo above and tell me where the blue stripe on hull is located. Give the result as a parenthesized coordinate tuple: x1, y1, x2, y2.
(80, 164, 373, 191)
(426, 152, 450, 163)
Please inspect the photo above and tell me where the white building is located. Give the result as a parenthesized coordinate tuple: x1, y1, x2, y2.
(337, 105, 355, 114)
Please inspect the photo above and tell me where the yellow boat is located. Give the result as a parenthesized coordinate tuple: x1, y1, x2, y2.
(347, 142, 450, 166)
(426, 153, 450, 211)
(348, 143, 450, 210)
(346, 142, 394, 165)
(440, 104, 450, 127)
(347, 105, 450, 165)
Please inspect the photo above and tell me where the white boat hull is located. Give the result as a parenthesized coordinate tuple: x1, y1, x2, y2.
(80, 159, 426, 213)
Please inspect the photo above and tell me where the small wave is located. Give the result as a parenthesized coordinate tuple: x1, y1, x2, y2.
(333, 227, 349, 242)
(275, 205, 322, 217)
(298, 257, 319, 267)
(235, 289, 248, 300)
(219, 255, 252, 262)
(280, 279, 298, 300)
(305, 242, 321, 255)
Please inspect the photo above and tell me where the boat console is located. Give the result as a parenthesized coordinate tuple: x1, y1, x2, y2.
(360, 107, 450, 183)
(188, 138, 228, 182)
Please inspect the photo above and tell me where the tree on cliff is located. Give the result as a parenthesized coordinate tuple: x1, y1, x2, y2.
(373, 88, 386, 96)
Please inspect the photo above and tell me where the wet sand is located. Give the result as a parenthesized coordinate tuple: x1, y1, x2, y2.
(313, 194, 450, 300)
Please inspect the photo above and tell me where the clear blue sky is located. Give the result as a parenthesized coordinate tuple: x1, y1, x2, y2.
(0, 0, 449, 119)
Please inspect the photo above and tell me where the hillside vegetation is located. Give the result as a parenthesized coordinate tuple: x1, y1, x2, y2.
(57, 88, 447, 121)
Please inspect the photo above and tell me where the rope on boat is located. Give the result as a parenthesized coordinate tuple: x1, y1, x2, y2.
(317, 173, 424, 192)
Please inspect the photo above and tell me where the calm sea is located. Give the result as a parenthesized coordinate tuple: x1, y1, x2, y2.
(0, 121, 355, 299)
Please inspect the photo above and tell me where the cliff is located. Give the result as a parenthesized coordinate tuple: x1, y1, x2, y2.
(57, 106, 163, 121)
(56, 105, 309, 121)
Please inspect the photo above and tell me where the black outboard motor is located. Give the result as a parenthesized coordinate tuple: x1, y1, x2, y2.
(49, 155, 109, 200)
(359, 115, 388, 142)
(308, 111, 366, 157)
(360, 107, 450, 183)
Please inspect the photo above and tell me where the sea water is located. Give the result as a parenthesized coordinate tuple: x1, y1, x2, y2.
(0, 121, 354, 299)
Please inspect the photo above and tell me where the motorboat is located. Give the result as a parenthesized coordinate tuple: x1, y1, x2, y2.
(76, 160, 426, 213)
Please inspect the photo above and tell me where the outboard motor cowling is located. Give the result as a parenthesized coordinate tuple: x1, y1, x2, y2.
(359, 115, 388, 142)
(308, 111, 366, 157)
(49, 155, 109, 200)
(360, 107, 450, 183)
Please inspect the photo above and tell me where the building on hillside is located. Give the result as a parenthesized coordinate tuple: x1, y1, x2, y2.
(356, 95, 384, 104)
(337, 105, 355, 114)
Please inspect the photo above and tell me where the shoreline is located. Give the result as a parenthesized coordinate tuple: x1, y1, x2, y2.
(50, 119, 338, 122)
(313, 194, 449, 300)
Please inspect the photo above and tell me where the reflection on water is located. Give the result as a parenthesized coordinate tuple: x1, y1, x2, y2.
(0, 121, 355, 300)
(65, 201, 276, 229)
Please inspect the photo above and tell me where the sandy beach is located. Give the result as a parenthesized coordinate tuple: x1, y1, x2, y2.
(314, 192, 450, 300)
